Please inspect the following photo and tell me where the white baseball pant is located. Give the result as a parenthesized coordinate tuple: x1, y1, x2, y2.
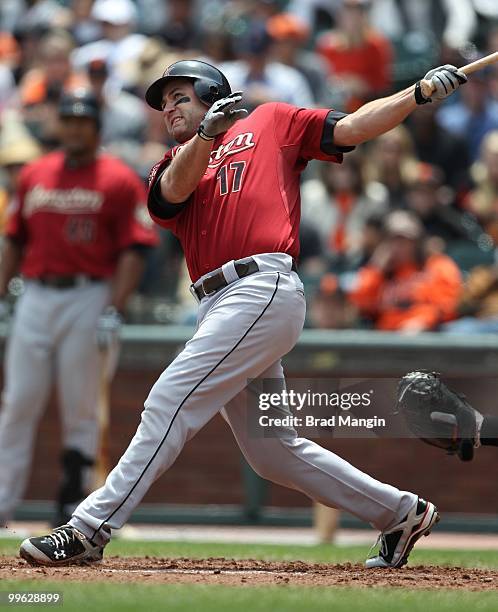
(0, 280, 111, 523)
(70, 253, 417, 545)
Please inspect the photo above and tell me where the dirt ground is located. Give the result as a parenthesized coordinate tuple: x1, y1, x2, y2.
(1, 556, 498, 590)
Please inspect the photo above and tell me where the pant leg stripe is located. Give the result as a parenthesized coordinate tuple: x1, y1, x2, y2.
(90, 272, 281, 540)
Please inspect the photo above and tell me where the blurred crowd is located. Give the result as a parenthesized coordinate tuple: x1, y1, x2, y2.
(1, 0, 498, 333)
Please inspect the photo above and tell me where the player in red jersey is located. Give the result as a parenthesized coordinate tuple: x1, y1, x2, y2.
(0, 90, 157, 527)
(21, 60, 467, 569)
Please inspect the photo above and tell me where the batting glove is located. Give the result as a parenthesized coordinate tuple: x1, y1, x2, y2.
(96, 306, 123, 349)
(417, 64, 467, 104)
(197, 91, 248, 140)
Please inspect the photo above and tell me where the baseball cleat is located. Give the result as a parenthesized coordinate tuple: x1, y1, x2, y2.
(19, 525, 103, 566)
(365, 498, 439, 568)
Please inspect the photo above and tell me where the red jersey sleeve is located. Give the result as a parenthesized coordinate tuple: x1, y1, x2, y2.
(272, 102, 355, 165)
(114, 168, 158, 251)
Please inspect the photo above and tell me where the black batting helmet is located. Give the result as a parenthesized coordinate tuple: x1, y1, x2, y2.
(58, 89, 101, 128)
(145, 60, 231, 111)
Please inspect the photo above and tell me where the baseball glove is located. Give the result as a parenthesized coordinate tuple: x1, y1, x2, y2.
(396, 371, 483, 461)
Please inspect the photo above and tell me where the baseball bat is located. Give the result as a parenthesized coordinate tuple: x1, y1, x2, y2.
(94, 347, 111, 489)
(420, 51, 498, 99)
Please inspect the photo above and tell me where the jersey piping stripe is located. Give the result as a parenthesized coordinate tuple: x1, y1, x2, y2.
(90, 272, 282, 541)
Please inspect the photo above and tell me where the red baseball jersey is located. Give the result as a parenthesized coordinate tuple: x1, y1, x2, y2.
(6, 151, 158, 278)
(148, 102, 349, 282)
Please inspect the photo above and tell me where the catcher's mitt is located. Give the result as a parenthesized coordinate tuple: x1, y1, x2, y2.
(396, 371, 483, 461)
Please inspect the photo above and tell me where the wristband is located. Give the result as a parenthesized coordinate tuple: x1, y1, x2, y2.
(197, 126, 215, 141)
(414, 81, 431, 105)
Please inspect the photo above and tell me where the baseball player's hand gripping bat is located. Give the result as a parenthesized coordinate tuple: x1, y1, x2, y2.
(420, 51, 498, 99)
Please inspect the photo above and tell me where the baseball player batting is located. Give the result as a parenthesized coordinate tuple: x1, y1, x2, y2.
(0, 90, 157, 528)
(20, 60, 468, 569)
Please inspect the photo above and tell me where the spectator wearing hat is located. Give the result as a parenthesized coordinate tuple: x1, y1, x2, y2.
(72, 0, 148, 92)
(368, 0, 477, 53)
(220, 19, 314, 110)
(0, 111, 41, 234)
(315, 0, 393, 112)
(301, 152, 388, 270)
(407, 103, 471, 193)
(0, 65, 17, 114)
(68, 0, 103, 46)
(13, 0, 72, 36)
(486, 27, 498, 104)
(115, 38, 183, 154)
(86, 58, 147, 148)
(18, 29, 84, 107)
(436, 67, 498, 162)
(346, 214, 386, 271)
(18, 29, 86, 148)
(287, 0, 342, 34)
(298, 219, 327, 280)
(308, 273, 358, 329)
(349, 210, 462, 332)
(442, 263, 498, 335)
(266, 12, 330, 105)
(405, 161, 485, 252)
(157, 0, 200, 50)
(465, 131, 498, 242)
(0, 32, 19, 112)
(0, 0, 26, 33)
(363, 125, 418, 209)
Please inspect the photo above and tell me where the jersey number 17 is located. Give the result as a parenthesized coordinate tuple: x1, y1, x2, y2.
(216, 161, 246, 196)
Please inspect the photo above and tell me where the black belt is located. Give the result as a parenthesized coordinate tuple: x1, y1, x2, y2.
(191, 257, 298, 301)
(35, 275, 103, 289)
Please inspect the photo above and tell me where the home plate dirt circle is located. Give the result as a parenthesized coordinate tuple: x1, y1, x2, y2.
(1, 556, 498, 590)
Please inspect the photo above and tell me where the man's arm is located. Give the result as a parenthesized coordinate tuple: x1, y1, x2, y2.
(108, 248, 147, 314)
(95, 247, 147, 349)
(333, 85, 417, 147)
(0, 238, 23, 297)
(160, 135, 214, 203)
(96, 246, 153, 349)
(334, 65, 467, 147)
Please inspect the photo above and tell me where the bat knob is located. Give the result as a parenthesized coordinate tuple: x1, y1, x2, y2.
(420, 78, 434, 99)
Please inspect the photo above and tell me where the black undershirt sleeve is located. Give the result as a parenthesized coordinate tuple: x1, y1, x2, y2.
(320, 111, 356, 156)
(147, 169, 189, 220)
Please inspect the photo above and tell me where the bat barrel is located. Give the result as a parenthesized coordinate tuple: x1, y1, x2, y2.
(461, 51, 498, 75)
